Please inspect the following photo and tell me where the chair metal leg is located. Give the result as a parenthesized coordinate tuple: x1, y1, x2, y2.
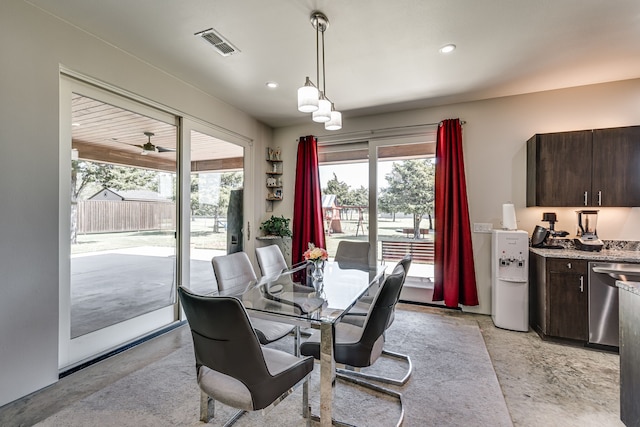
(302, 378, 310, 426)
(222, 409, 246, 427)
(200, 390, 213, 422)
(335, 349, 413, 386)
(200, 390, 245, 426)
(335, 372, 405, 427)
(308, 413, 357, 427)
(294, 325, 301, 356)
(308, 371, 405, 427)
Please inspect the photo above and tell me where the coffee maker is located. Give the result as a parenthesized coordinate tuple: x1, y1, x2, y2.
(574, 210, 604, 252)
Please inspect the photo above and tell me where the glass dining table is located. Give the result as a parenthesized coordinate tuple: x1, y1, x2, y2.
(215, 261, 386, 427)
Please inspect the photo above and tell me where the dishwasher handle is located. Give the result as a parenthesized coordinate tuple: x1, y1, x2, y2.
(592, 266, 640, 284)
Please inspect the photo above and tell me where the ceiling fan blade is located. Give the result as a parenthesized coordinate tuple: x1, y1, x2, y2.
(156, 146, 176, 152)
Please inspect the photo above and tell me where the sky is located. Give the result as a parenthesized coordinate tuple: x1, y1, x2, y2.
(319, 161, 394, 190)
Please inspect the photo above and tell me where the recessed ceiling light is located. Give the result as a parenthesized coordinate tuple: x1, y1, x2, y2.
(439, 44, 456, 54)
(265, 81, 279, 89)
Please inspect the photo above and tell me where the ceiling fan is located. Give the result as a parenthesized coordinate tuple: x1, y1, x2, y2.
(117, 131, 176, 155)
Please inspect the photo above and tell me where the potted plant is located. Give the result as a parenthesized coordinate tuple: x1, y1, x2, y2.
(260, 215, 292, 237)
(259, 215, 292, 263)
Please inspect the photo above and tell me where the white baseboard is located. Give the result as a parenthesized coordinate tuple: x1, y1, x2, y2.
(400, 276, 444, 306)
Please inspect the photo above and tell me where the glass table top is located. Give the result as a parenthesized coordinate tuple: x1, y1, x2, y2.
(217, 262, 385, 324)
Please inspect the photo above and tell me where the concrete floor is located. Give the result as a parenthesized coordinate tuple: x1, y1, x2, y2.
(0, 304, 622, 427)
(473, 310, 622, 427)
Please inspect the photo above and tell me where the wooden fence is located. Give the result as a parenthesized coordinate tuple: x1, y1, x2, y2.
(77, 200, 176, 234)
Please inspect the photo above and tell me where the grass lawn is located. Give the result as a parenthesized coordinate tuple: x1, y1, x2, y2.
(72, 216, 433, 258)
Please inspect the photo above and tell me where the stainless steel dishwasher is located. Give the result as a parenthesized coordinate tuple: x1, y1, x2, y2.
(589, 262, 640, 348)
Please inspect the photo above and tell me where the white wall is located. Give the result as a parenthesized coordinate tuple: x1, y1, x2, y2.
(274, 78, 640, 315)
(0, 0, 269, 406)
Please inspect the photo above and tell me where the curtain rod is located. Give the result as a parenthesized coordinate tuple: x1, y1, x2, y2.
(298, 120, 466, 144)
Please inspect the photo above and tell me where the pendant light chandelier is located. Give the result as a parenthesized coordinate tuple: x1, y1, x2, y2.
(297, 11, 342, 130)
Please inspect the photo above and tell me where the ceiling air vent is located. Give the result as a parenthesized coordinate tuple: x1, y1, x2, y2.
(195, 28, 240, 57)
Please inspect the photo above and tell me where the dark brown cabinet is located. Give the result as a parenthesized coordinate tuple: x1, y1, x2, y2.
(592, 126, 640, 207)
(527, 125, 640, 207)
(527, 130, 592, 207)
(529, 254, 588, 342)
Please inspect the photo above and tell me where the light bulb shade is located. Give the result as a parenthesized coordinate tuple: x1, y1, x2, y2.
(312, 98, 332, 122)
(298, 85, 319, 112)
(325, 110, 342, 130)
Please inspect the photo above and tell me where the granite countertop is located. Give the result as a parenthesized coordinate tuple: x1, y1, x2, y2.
(529, 247, 640, 263)
(617, 280, 640, 295)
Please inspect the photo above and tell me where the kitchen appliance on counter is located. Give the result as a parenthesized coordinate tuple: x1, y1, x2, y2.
(531, 225, 552, 247)
(541, 212, 569, 239)
(492, 229, 528, 331)
(574, 210, 603, 252)
(531, 212, 569, 249)
(589, 262, 640, 348)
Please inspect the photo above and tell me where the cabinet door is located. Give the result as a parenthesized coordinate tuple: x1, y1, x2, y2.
(592, 126, 640, 207)
(527, 131, 593, 207)
(547, 272, 588, 341)
(546, 258, 588, 341)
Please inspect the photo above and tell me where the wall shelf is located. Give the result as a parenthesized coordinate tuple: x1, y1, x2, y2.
(266, 148, 283, 211)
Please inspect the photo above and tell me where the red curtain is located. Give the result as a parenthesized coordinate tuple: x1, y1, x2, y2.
(433, 119, 479, 307)
(292, 135, 326, 265)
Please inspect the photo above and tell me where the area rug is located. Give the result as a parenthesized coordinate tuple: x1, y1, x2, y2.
(35, 305, 512, 426)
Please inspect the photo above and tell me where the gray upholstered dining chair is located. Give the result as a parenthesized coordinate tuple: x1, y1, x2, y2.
(345, 254, 412, 321)
(255, 244, 288, 278)
(299, 264, 407, 424)
(178, 286, 314, 425)
(334, 240, 370, 268)
(211, 252, 298, 352)
(340, 255, 413, 385)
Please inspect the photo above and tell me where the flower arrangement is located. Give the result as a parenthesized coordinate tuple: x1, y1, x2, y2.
(303, 243, 328, 263)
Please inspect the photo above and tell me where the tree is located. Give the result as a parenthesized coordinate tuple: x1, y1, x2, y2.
(378, 187, 399, 221)
(71, 160, 160, 243)
(191, 171, 242, 233)
(214, 172, 242, 232)
(323, 172, 350, 219)
(323, 173, 349, 205)
(345, 186, 368, 207)
(383, 159, 435, 238)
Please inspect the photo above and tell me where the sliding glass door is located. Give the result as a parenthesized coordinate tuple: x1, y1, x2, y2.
(317, 137, 437, 303)
(373, 142, 437, 303)
(318, 143, 369, 261)
(60, 77, 179, 369)
(185, 127, 245, 295)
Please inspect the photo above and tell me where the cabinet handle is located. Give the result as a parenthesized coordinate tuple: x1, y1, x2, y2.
(579, 275, 584, 292)
(583, 191, 588, 206)
(567, 262, 572, 269)
(598, 191, 602, 206)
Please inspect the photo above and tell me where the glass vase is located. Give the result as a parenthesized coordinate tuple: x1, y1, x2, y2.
(311, 259, 324, 282)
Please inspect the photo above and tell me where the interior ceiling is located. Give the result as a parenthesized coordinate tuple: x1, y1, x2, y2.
(29, 0, 640, 129)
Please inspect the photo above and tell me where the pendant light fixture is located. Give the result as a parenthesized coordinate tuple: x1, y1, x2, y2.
(297, 11, 342, 130)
